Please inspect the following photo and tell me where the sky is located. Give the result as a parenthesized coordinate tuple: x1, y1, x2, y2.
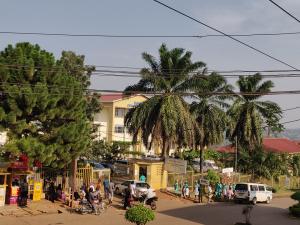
(1, 0, 300, 128)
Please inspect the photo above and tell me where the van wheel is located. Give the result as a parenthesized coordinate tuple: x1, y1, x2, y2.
(266, 197, 271, 204)
(252, 197, 257, 205)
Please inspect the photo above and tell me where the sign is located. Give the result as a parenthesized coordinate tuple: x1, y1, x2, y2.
(199, 179, 209, 186)
(222, 167, 234, 174)
(0, 186, 6, 207)
(33, 182, 42, 201)
(165, 158, 187, 174)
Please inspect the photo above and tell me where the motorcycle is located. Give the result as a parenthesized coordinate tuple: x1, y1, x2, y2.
(75, 198, 106, 215)
(136, 189, 158, 210)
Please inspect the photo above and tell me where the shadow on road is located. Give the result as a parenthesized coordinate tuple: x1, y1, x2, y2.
(159, 202, 299, 225)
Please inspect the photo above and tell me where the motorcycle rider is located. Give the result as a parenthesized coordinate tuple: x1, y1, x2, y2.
(123, 185, 132, 209)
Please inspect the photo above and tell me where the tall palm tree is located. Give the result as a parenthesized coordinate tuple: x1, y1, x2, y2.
(190, 73, 233, 173)
(227, 73, 282, 150)
(124, 44, 206, 158)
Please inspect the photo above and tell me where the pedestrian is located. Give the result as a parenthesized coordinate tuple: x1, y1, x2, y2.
(129, 181, 136, 197)
(139, 174, 146, 182)
(108, 181, 115, 204)
(48, 181, 56, 203)
(103, 177, 110, 199)
(194, 181, 199, 202)
(184, 181, 190, 198)
(19, 179, 28, 207)
(207, 183, 213, 203)
(174, 180, 179, 192)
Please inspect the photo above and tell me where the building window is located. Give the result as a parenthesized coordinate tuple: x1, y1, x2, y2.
(114, 125, 125, 133)
(115, 108, 127, 117)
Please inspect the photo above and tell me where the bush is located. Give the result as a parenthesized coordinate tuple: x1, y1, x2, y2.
(205, 169, 220, 185)
(289, 204, 300, 217)
(125, 204, 155, 225)
(291, 191, 300, 202)
(289, 191, 300, 217)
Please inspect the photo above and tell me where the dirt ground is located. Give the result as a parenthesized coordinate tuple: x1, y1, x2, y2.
(0, 192, 299, 225)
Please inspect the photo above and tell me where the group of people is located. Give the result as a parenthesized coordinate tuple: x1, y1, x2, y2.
(175, 180, 235, 203)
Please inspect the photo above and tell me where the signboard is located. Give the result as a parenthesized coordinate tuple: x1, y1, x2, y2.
(222, 167, 234, 174)
(199, 178, 209, 186)
(165, 158, 187, 174)
(0, 186, 6, 207)
(33, 182, 42, 201)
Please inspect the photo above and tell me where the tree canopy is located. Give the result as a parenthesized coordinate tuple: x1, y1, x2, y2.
(124, 44, 206, 158)
(0, 43, 96, 168)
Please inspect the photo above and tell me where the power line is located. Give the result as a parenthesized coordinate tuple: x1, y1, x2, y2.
(282, 106, 300, 112)
(152, 0, 299, 70)
(267, 0, 300, 23)
(281, 118, 300, 125)
(2, 30, 300, 38)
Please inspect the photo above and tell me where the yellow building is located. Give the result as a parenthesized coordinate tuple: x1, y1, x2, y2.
(93, 94, 150, 153)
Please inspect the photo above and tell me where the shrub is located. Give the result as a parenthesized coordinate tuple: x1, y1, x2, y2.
(205, 169, 220, 185)
(125, 204, 155, 225)
(291, 191, 300, 202)
(289, 191, 300, 217)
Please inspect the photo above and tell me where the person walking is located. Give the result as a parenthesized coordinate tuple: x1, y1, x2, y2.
(194, 181, 200, 202)
(108, 181, 115, 204)
(207, 184, 213, 203)
(103, 177, 110, 199)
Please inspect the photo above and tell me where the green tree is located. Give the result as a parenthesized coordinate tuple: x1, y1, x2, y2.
(190, 73, 232, 172)
(227, 74, 282, 150)
(0, 43, 92, 169)
(124, 44, 206, 158)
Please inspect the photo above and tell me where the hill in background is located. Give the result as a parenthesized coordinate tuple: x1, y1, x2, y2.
(278, 128, 300, 140)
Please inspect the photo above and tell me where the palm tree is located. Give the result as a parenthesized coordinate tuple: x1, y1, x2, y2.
(190, 73, 233, 173)
(227, 73, 282, 150)
(124, 44, 206, 158)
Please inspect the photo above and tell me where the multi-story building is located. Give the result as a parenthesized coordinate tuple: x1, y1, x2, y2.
(93, 93, 149, 153)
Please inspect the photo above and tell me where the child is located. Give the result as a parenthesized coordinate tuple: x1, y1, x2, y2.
(184, 182, 190, 198)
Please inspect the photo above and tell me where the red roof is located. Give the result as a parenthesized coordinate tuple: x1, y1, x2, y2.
(216, 138, 300, 154)
(100, 94, 124, 102)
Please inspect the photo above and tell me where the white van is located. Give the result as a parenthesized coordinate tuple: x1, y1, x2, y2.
(234, 183, 272, 204)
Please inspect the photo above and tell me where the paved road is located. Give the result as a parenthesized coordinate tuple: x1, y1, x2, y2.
(1, 194, 299, 225)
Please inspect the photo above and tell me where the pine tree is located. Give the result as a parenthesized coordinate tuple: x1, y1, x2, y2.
(0, 43, 94, 169)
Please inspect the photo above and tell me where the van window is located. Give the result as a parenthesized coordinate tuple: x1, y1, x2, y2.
(258, 186, 265, 191)
(266, 186, 272, 192)
(235, 184, 248, 191)
(250, 185, 258, 191)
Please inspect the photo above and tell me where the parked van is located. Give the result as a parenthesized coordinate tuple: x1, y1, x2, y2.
(234, 183, 272, 204)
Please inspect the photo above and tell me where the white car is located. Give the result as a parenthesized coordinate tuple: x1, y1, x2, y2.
(114, 180, 154, 197)
(234, 183, 273, 204)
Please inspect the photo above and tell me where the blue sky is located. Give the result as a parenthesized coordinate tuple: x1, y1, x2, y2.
(1, 0, 300, 128)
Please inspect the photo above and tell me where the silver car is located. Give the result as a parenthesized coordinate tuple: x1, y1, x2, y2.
(114, 180, 153, 197)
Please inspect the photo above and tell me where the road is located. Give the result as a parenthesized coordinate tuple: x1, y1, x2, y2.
(1, 193, 299, 225)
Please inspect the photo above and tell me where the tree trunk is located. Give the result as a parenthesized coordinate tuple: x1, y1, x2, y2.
(200, 145, 203, 174)
(70, 158, 78, 192)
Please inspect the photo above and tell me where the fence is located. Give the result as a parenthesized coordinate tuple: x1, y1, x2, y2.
(167, 170, 300, 191)
(40, 165, 110, 192)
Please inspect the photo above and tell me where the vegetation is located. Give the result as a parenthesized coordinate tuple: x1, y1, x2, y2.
(0, 43, 98, 168)
(205, 169, 220, 185)
(227, 73, 282, 149)
(289, 191, 300, 217)
(238, 146, 289, 179)
(125, 204, 155, 225)
(190, 73, 232, 172)
(124, 44, 206, 158)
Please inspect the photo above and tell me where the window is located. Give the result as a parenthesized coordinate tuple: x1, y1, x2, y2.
(115, 108, 127, 117)
(235, 184, 248, 191)
(136, 183, 150, 189)
(114, 125, 124, 133)
(258, 186, 265, 191)
(266, 186, 272, 192)
(250, 185, 258, 191)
